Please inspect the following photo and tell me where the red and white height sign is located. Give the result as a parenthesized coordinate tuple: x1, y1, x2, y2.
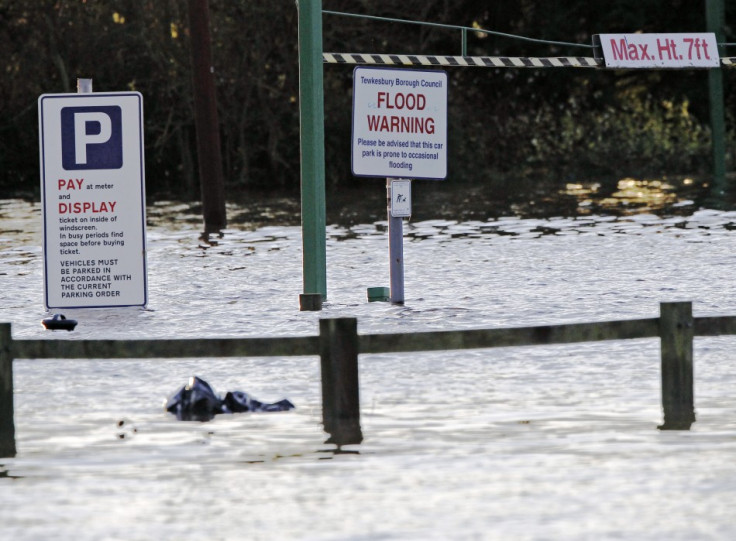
(38, 92, 148, 309)
(598, 33, 720, 69)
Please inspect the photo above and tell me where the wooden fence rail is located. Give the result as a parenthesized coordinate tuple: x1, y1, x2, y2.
(1, 301, 732, 458)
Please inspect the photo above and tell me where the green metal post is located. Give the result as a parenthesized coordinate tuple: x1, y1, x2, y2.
(297, 0, 327, 301)
(706, 0, 727, 196)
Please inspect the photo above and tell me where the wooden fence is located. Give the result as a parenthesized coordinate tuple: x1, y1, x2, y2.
(2, 301, 735, 457)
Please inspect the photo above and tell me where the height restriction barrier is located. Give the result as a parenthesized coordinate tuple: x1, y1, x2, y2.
(297, 2, 736, 308)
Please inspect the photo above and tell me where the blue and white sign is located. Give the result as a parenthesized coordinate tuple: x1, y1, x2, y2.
(60, 106, 124, 170)
(38, 92, 147, 309)
(352, 67, 448, 180)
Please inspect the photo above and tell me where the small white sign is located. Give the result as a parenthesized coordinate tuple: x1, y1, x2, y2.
(38, 92, 147, 309)
(390, 179, 412, 218)
(352, 67, 447, 180)
(599, 33, 719, 69)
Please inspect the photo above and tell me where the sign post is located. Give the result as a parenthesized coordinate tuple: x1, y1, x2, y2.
(38, 91, 147, 309)
(706, 2, 727, 194)
(297, 0, 327, 307)
(387, 178, 411, 303)
(352, 67, 447, 304)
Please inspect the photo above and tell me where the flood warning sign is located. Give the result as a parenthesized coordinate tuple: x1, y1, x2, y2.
(38, 92, 148, 309)
(352, 67, 447, 180)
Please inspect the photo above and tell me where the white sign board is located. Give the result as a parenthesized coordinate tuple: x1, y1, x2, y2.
(38, 92, 147, 309)
(390, 179, 412, 218)
(598, 33, 719, 69)
(352, 67, 447, 180)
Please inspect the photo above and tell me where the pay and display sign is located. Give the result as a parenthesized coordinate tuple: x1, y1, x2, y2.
(352, 67, 447, 180)
(38, 92, 147, 309)
(598, 33, 719, 69)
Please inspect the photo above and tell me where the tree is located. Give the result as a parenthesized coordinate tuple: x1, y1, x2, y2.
(0, 1, 733, 198)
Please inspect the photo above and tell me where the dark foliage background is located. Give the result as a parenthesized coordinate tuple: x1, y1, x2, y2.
(1, 0, 734, 199)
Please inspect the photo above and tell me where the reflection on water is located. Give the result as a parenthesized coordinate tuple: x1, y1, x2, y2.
(562, 177, 683, 212)
(0, 466, 22, 480)
(323, 174, 715, 226)
(2, 185, 736, 540)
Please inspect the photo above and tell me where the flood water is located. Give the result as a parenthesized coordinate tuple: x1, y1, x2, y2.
(2, 180, 736, 540)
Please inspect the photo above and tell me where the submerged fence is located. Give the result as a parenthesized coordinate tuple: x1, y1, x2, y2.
(2, 301, 735, 457)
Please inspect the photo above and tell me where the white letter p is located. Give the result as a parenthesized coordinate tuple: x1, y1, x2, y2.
(74, 112, 112, 165)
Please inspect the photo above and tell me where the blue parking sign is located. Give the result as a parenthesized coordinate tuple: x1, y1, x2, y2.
(60, 105, 123, 170)
(38, 91, 147, 309)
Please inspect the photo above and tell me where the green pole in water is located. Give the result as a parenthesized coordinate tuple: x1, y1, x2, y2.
(706, 0, 727, 197)
(297, 0, 327, 303)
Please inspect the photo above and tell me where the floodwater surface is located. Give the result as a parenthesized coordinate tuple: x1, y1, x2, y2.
(1, 189, 736, 540)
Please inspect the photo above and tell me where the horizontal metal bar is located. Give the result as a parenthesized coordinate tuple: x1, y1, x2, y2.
(325, 53, 736, 68)
(12, 336, 320, 360)
(359, 318, 661, 354)
(325, 52, 601, 68)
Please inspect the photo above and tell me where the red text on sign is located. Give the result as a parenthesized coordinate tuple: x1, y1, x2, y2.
(366, 115, 435, 134)
(59, 178, 84, 190)
(377, 92, 426, 111)
(59, 201, 117, 214)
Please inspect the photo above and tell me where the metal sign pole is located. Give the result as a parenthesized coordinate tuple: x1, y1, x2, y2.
(387, 178, 412, 304)
(297, 0, 327, 305)
(706, 0, 727, 194)
(387, 179, 404, 304)
(77, 78, 93, 93)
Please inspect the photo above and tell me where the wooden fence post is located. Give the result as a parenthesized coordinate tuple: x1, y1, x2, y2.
(0, 323, 16, 457)
(319, 318, 362, 446)
(658, 302, 695, 430)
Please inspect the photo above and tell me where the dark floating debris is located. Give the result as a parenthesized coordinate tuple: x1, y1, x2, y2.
(165, 376, 295, 422)
(41, 314, 77, 331)
(116, 418, 138, 440)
